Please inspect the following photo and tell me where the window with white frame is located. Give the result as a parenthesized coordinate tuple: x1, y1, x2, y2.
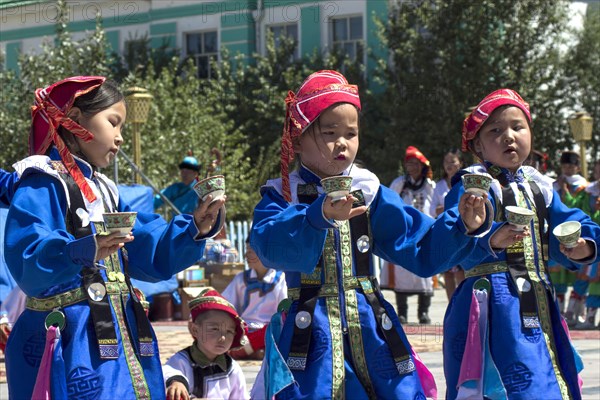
(330, 15, 364, 63)
(267, 23, 299, 59)
(185, 31, 218, 79)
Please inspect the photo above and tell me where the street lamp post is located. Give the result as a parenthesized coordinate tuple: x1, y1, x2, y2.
(568, 111, 594, 179)
(125, 87, 153, 184)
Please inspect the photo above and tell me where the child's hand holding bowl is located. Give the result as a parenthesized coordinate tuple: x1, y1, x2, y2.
(194, 194, 226, 236)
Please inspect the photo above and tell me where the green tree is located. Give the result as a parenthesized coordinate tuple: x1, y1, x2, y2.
(0, 0, 113, 167)
(565, 4, 600, 165)
(208, 33, 367, 190)
(373, 0, 573, 182)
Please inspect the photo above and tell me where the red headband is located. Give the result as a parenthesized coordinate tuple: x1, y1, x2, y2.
(189, 287, 248, 349)
(462, 89, 531, 152)
(405, 145, 429, 166)
(281, 70, 361, 202)
(30, 76, 107, 203)
(405, 145, 432, 179)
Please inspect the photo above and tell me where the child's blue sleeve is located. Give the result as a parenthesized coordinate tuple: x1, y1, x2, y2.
(117, 202, 212, 282)
(548, 191, 600, 269)
(251, 187, 334, 273)
(445, 182, 503, 267)
(371, 185, 482, 276)
(4, 174, 86, 296)
(0, 169, 18, 208)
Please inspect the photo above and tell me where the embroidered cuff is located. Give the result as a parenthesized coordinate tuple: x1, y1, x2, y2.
(306, 195, 337, 229)
(67, 235, 97, 267)
(166, 375, 189, 393)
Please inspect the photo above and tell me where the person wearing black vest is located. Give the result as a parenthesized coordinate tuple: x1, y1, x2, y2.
(4, 76, 226, 399)
(444, 88, 600, 400)
(250, 70, 492, 399)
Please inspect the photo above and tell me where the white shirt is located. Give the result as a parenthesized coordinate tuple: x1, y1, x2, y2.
(222, 269, 287, 330)
(163, 349, 249, 400)
(389, 175, 436, 218)
(430, 179, 451, 217)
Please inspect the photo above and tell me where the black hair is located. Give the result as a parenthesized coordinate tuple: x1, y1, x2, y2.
(560, 151, 579, 166)
(73, 79, 125, 115)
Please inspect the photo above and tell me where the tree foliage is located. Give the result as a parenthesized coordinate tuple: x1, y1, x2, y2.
(565, 4, 600, 164)
(1, 0, 597, 217)
(372, 0, 574, 182)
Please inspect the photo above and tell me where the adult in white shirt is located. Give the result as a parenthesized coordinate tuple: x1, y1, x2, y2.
(380, 146, 435, 324)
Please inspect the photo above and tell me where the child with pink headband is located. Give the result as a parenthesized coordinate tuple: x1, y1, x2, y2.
(250, 70, 493, 399)
(443, 89, 600, 399)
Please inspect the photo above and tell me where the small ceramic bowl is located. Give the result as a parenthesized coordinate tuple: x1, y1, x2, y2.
(320, 176, 353, 202)
(552, 221, 582, 248)
(102, 212, 137, 237)
(461, 173, 492, 197)
(505, 206, 535, 231)
(193, 175, 225, 202)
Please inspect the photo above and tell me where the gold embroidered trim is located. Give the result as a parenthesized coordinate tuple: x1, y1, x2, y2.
(323, 229, 345, 399)
(26, 281, 130, 311)
(111, 293, 150, 399)
(521, 192, 570, 399)
(340, 221, 375, 398)
(464, 262, 509, 278)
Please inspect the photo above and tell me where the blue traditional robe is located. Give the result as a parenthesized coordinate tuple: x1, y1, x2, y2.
(250, 165, 491, 399)
(0, 168, 18, 207)
(443, 164, 600, 400)
(4, 150, 221, 400)
(154, 181, 198, 215)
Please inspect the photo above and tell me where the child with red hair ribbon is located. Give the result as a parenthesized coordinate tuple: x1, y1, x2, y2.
(4, 76, 225, 399)
(250, 70, 492, 399)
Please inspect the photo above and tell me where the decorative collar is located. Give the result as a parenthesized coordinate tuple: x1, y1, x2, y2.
(402, 175, 426, 192)
(298, 164, 324, 185)
(484, 161, 525, 186)
(190, 342, 228, 371)
(49, 147, 94, 179)
(264, 164, 380, 208)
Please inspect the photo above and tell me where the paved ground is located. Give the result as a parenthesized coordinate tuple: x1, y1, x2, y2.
(1, 289, 599, 399)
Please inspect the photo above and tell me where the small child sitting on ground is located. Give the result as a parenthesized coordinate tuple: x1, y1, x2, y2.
(222, 238, 287, 359)
(163, 287, 250, 400)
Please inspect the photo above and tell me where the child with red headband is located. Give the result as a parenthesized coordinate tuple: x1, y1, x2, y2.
(250, 70, 492, 399)
(163, 287, 249, 400)
(4, 76, 226, 399)
(443, 89, 600, 399)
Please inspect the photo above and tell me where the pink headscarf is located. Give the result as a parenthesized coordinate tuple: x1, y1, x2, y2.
(30, 76, 107, 203)
(281, 70, 361, 202)
(462, 89, 531, 153)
